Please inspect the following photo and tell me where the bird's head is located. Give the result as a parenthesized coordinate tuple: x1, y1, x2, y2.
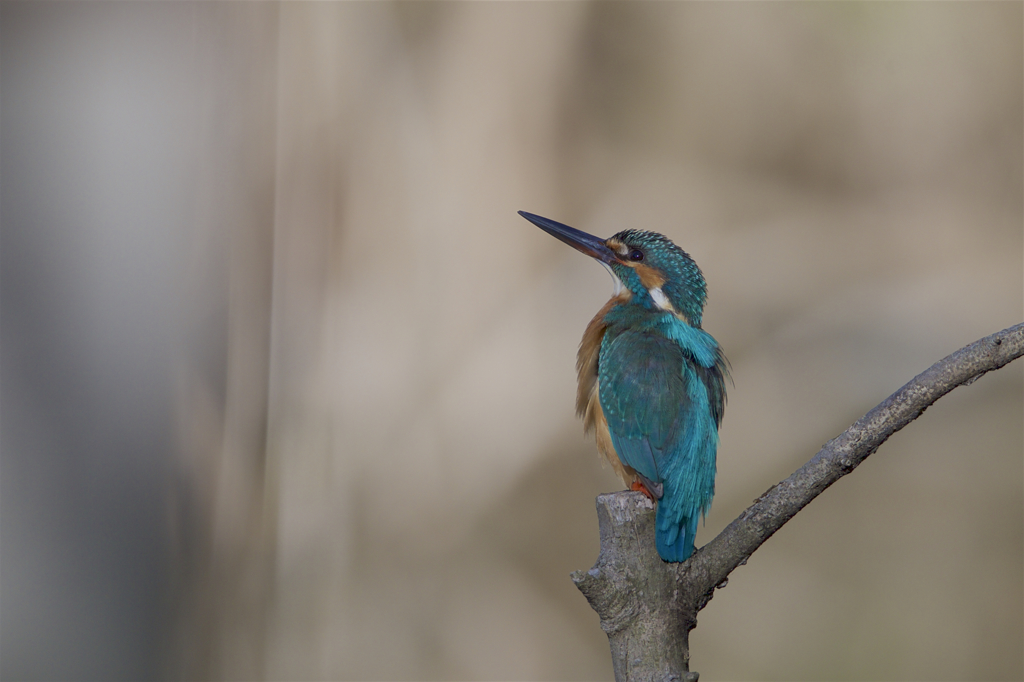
(519, 211, 708, 326)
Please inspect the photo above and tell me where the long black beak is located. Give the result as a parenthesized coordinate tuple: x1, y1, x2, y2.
(518, 211, 617, 264)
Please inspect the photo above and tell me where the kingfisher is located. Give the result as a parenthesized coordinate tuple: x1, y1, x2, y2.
(520, 211, 727, 562)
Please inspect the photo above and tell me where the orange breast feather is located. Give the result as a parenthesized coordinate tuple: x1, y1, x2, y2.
(576, 295, 637, 488)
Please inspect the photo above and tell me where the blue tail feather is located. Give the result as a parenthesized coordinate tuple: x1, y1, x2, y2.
(655, 503, 698, 562)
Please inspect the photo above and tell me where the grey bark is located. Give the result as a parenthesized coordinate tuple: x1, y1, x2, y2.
(572, 322, 1024, 682)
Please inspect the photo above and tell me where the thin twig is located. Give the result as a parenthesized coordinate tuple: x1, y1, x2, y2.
(687, 321, 1024, 597)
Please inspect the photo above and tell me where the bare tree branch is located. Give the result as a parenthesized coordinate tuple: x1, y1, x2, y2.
(573, 322, 1024, 682)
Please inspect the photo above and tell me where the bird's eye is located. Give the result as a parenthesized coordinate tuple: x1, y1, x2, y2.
(628, 249, 644, 262)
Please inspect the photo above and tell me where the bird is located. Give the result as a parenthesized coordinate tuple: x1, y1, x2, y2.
(519, 210, 727, 562)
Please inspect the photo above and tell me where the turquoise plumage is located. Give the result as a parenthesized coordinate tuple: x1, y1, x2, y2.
(520, 212, 727, 562)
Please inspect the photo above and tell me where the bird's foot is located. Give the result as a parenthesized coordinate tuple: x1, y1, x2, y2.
(630, 480, 657, 501)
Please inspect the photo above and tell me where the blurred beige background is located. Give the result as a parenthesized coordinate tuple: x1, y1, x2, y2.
(2, 2, 1021, 681)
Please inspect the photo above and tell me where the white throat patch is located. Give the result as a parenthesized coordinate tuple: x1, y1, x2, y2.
(649, 286, 676, 313)
(599, 261, 624, 296)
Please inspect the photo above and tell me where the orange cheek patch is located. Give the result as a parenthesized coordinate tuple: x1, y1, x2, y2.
(634, 263, 666, 290)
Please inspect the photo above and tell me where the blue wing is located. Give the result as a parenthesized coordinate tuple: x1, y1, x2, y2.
(598, 326, 725, 561)
(598, 330, 690, 488)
